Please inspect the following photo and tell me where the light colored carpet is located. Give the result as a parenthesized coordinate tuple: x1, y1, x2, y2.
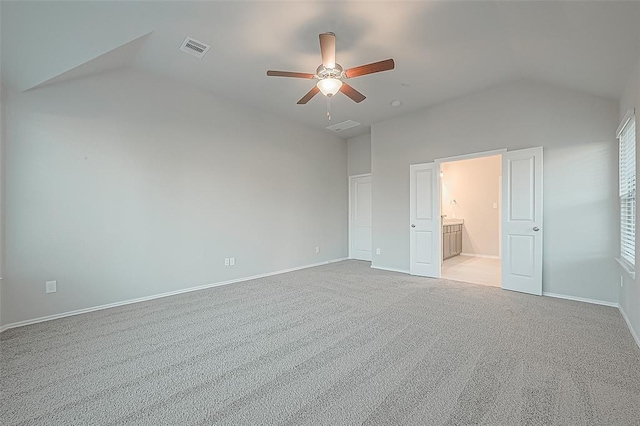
(1, 260, 639, 425)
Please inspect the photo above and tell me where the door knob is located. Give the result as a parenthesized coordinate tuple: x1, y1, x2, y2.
(533, 227, 540, 232)
(411, 224, 416, 228)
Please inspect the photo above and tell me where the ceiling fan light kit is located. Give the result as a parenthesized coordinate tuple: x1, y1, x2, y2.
(317, 78, 342, 96)
(266, 32, 395, 115)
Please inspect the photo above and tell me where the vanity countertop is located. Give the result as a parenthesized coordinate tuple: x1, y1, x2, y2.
(443, 218, 464, 225)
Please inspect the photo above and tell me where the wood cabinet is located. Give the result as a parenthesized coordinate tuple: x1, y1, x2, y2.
(443, 224, 463, 260)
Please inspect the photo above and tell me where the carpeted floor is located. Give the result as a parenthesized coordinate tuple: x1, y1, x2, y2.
(2, 260, 639, 425)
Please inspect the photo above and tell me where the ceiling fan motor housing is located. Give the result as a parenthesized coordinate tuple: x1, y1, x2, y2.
(316, 63, 345, 80)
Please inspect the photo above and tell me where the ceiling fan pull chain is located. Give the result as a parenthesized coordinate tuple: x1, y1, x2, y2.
(327, 96, 332, 121)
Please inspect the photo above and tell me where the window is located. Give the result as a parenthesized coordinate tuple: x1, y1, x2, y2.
(619, 109, 636, 268)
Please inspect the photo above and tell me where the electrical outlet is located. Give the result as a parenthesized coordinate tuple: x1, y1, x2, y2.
(230, 257, 235, 266)
(376, 248, 381, 255)
(225, 258, 230, 266)
(315, 246, 320, 253)
(45, 280, 57, 293)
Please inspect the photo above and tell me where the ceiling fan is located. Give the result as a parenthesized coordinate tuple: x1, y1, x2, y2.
(266, 32, 395, 105)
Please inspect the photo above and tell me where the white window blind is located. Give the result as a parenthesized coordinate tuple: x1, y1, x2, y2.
(619, 110, 636, 267)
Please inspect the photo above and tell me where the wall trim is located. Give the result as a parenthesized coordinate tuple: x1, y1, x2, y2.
(542, 292, 619, 308)
(619, 306, 640, 349)
(616, 257, 636, 279)
(3, 262, 638, 351)
(459, 253, 501, 260)
(371, 265, 410, 275)
(0, 257, 349, 333)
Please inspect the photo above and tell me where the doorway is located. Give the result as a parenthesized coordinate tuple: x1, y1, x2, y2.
(409, 147, 543, 296)
(439, 155, 502, 287)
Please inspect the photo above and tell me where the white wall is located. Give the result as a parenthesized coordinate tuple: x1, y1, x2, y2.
(0, 84, 5, 323)
(441, 155, 501, 257)
(372, 79, 620, 303)
(619, 57, 640, 342)
(347, 133, 371, 176)
(1, 69, 348, 326)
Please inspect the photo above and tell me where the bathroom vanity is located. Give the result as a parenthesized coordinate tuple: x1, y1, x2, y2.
(442, 219, 463, 260)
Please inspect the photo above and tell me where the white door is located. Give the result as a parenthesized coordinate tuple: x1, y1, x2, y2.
(410, 163, 440, 277)
(350, 174, 372, 261)
(502, 147, 543, 295)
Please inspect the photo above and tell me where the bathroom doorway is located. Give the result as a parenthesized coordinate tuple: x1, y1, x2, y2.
(439, 154, 502, 287)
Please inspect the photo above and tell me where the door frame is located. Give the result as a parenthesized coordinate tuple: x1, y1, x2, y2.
(434, 148, 507, 165)
(433, 149, 507, 277)
(418, 147, 542, 295)
(348, 173, 372, 260)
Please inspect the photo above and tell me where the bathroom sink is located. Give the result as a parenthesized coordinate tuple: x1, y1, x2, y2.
(442, 218, 464, 225)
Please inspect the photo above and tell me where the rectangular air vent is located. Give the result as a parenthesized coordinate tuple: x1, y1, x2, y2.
(179, 37, 210, 59)
(326, 120, 361, 132)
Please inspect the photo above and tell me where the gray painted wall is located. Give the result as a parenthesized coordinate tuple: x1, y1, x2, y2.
(371, 79, 620, 303)
(347, 133, 371, 176)
(619, 57, 640, 342)
(1, 69, 348, 326)
(0, 84, 5, 323)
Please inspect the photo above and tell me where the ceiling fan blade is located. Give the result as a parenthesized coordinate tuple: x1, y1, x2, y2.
(345, 59, 395, 78)
(267, 70, 315, 79)
(319, 32, 336, 69)
(340, 83, 366, 103)
(297, 86, 320, 104)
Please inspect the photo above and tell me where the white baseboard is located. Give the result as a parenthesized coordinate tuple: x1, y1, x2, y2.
(371, 265, 410, 275)
(0, 257, 349, 333)
(542, 292, 619, 308)
(460, 253, 501, 259)
(619, 306, 640, 349)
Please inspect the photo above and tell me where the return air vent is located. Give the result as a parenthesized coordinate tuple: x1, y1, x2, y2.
(326, 120, 361, 132)
(179, 37, 210, 58)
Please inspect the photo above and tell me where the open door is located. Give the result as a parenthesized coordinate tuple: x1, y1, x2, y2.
(410, 163, 440, 277)
(502, 147, 543, 295)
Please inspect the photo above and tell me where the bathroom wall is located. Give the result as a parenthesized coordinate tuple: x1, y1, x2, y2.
(441, 155, 501, 257)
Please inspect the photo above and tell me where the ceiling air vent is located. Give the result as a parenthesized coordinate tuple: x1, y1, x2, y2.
(326, 120, 361, 133)
(179, 37, 210, 59)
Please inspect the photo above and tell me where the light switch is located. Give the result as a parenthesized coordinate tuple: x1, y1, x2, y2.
(45, 280, 57, 293)
(493, 202, 498, 209)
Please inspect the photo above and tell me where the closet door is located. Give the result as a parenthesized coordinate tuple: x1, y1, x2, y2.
(350, 174, 372, 261)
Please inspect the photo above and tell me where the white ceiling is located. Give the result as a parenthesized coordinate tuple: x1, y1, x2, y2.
(2, 1, 639, 139)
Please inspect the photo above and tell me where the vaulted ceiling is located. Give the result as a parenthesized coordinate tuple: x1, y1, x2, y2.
(2, 1, 639, 139)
